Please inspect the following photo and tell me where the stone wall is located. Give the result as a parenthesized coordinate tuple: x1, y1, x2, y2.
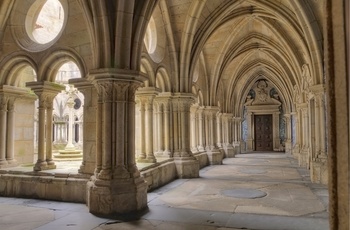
(14, 99, 36, 164)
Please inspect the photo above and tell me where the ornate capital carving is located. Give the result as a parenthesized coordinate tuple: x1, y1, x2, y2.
(0, 95, 9, 111)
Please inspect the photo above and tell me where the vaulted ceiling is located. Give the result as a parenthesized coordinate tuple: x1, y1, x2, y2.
(144, 0, 324, 115)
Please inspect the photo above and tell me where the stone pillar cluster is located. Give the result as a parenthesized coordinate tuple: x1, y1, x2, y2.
(291, 84, 328, 184)
(135, 87, 159, 163)
(221, 113, 234, 158)
(86, 71, 148, 215)
(0, 91, 17, 167)
(26, 81, 65, 171)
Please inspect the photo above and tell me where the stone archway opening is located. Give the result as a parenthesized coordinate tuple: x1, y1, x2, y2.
(52, 61, 84, 163)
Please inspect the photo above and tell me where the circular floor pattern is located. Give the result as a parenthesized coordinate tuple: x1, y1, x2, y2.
(239, 169, 267, 174)
(221, 188, 267, 199)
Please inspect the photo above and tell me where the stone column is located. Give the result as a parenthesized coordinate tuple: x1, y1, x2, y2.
(86, 70, 147, 215)
(136, 87, 159, 163)
(163, 97, 172, 156)
(311, 87, 327, 157)
(204, 107, 222, 164)
(197, 107, 205, 152)
(246, 112, 254, 151)
(291, 111, 300, 158)
(273, 112, 280, 150)
(309, 85, 327, 184)
(153, 93, 172, 158)
(222, 113, 234, 158)
(299, 103, 309, 167)
(26, 81, 65, 171)
(284, 114, 292, 155)
(233, 117, 241, 155)
(0, 95, 8, 166)
(190, 105, 199, 153)
(71, 79, 96, 175)
(171, 93, 199, 178)
(135, 96, 145, 160)
(216, 113, 223, 148)
(6, 97, 16, 164)
(46, 97, 55, 166)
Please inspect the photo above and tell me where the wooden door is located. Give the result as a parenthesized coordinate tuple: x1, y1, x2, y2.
(254, 115, 273, 151)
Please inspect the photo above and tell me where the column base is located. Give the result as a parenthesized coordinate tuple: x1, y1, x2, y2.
(246, 138, 254, 152)
(240, 141, 246, 153)
(284, 141, 292, 154)
(197, 146, 205, 152)
(79, 161, 96, 175)
(0, 160, 18, 169)
(292, 144, 300, 159)
(298, 148, 308, 167)
(223, 145, 235, 158)
(174, 157, 199, 178)
(34, 160, 56, 171)
(310, 156, 328, 184)
(207, 149, 223, 165)
(87, 175, 148, 216)
(137, 157, 157, 163)
(234, 143, 241, 155)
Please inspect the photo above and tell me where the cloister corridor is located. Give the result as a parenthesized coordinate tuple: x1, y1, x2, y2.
(0, 152, 328, 230)
(0, 1, 348, 229)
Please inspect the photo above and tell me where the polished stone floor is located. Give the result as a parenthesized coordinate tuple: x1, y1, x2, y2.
(0, 152, 329, 230)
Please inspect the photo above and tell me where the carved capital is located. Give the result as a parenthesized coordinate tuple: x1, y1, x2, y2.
(0, 95, 9, 111)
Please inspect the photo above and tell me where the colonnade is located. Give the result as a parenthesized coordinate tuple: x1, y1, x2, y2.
(135, 88, 245, 167)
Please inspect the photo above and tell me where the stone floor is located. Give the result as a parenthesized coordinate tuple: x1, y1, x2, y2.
(0, 152, 329, 230)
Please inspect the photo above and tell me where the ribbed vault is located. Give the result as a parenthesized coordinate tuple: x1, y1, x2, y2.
(155, 0, 323, 116)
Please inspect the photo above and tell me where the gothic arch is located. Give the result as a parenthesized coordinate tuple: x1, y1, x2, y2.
(155, 67, 171, 92)
(37, 48, 86, 82)
(0, 52, 38, 86)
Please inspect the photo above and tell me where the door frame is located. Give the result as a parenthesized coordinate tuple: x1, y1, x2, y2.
(245, 105, 280, 151)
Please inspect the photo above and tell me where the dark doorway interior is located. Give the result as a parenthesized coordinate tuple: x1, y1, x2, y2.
(254, 114, 273, 151)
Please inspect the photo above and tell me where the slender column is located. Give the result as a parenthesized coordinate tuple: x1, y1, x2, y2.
(163, 99, 171, 155)
(95, 96, 103, 174)
(145, 98, 155, 162)
(204, 109, 210, 150)
(158, 103, 164, 154)
(190, 105, 199, 152)
(197, 107, 205, 151)
(65, 97, 75, 150)
(273, 112, 280, 150)
(216, 113, 222, 148)
(46, 98, 55, 165)
(246, 112, 254, 151)
(136, 88, 159, 162)
(35, 94, 48, 170)
(313, 97, 321, 157)
(318, 93, 326, 156)
(284, 114, 292, 154)
(234, 117, 242, 155)
(6, 97, 16, 164)
(136, 97, 146, 160)
(0, 95, 8, 166)
(224, 115, 228, 141)
(227, 115, 233, 145)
